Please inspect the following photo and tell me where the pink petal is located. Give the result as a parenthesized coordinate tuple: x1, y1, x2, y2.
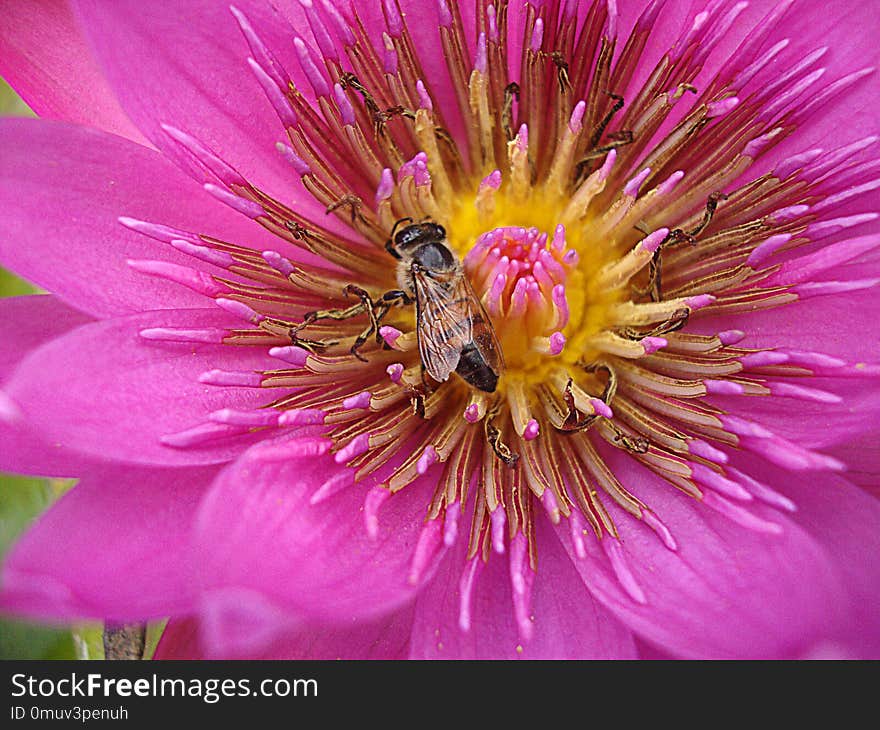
(155, 608, 416, 659)
(553, 440, 846, 659)
(409, 510, 637, 659)
(0, 0, 146, 144)
(0, 118, 285, 318)
(190, 439, 432, 656)
(0, 464, 217, 622)
(4, 308, 276, 467)
(0, 294, 98, 477)
(71, 0, 334, 226)
(730, 454, 880, 657)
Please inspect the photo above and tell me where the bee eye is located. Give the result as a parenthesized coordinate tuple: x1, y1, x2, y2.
(435, 224, 446, 237)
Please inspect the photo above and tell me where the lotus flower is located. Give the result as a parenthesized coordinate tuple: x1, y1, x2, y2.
(0, 0, 878, 660)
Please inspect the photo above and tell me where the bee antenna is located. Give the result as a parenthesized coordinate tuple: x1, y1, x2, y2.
(390, 216, 414, 240)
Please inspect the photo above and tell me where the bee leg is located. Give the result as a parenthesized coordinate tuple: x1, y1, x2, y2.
(385, 239, 402, 260)
(589, 92, 625, 149)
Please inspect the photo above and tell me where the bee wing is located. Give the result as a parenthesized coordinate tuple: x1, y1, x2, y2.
(412, 268, 503, 383)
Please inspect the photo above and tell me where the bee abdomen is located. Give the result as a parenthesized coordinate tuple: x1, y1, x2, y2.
(456, 342, 499, 393)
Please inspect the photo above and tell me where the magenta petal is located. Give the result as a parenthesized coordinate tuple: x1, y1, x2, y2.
(4, 308, 276, 467)
(191, 441, 431, 656)
(554, 442, 845, 659)
(0, 294, 98, 477)
(0, 295, 93, 380)
(409, 511, 637, 659)
(0, 118, 282, 318)
(732, 455, 880, 657)
(155, 608, 416, 659)
(0, 1, 146, 144)
(0, 464, 217, 622)
(72, 0, 324, 218)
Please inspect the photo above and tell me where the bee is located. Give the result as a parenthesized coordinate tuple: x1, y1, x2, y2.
(386, 220, 504, 393)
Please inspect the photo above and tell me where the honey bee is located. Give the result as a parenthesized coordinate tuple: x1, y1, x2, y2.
(386, 221, 504, 393)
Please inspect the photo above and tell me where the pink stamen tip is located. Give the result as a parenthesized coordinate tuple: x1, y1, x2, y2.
(530, 18, 544, 52)
(386, 363, 404, 383)
(523, 419, 540, 441)
(770, 204, 810, 222)
(275, 142, 310, 175)
(408, 520, 443, 586)
(590, 398, 613, 419)
(375, 168, 394, 206)
(336, 433, 370, 465)
(702, 492, 783, 535)
(475, 32, 488, 74)
(705, 379, 746, 395)
(480, 169, 502, 191)
(775, 148, 824, 180)
(768, 382, 843, 404)
(658, 170, 685, 195)
(333, 83, 356, 126)
(640, 336, 667, 354)
(443, 503, 460, 547)
(293, 36, 330, 98)
(691, 462, 753, 502)
(278, 408, 327, 426)
(747, 125, 783, 157)
(624, 167, 652, 198)
(437, 0, 452, 27)
(363, 486, 391, 539)
(552, 224, 566, 252)
(378, 325, 403, 349)
(126, 259, 224, 298)
(203, 183, 264, 219)
(598, 148, 617, 180)
(718, 329, 745, 346)
(604, 0, 618, 38)
(540, 489, 559, 522)
(246, 56, 298, 128)
(417, 445, 438, 475)
(563, 249, 579, 266)
(416, 79, 433, 111)
(160, 123, 244, 187)
(262, 250, 295, 278)
(215, 297, 263, 324)
(739, 351, 790, 368)
(794, 278, 880, 299)
(310, 470, 353, 505)
(516, 123, 529, 151)
(689, 438, 728, 464)
(198, 369, 262, 387)
(342, 391, 372, 410)
(490, 507, 506, 554)
(160, 422, 248, 448)
(642, 509, 678, 552)
(139, 327, 225, 344)
(747, 233, 793, 267)
(640, 228, 670, 253)
(707, 97, 740, 119)
(549, 332, 566, 355)
(684, 294, 716, 310)
(568, 100, 586, 134)
(118, 217, 198, 245)
(464, 403, 481, 423)
(382, 32, 398, 75)
(602, 538, 646, 604)
(552, 284, 570, 328)
(268, 345, 310, 366)
(209, 408, 280, 427)
(382, 0, 403, 35)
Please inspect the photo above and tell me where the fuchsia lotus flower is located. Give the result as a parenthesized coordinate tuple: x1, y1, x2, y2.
(1, 0, 879, 660)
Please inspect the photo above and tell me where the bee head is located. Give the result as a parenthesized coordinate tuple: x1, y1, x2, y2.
(394, 222, 447, 250)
